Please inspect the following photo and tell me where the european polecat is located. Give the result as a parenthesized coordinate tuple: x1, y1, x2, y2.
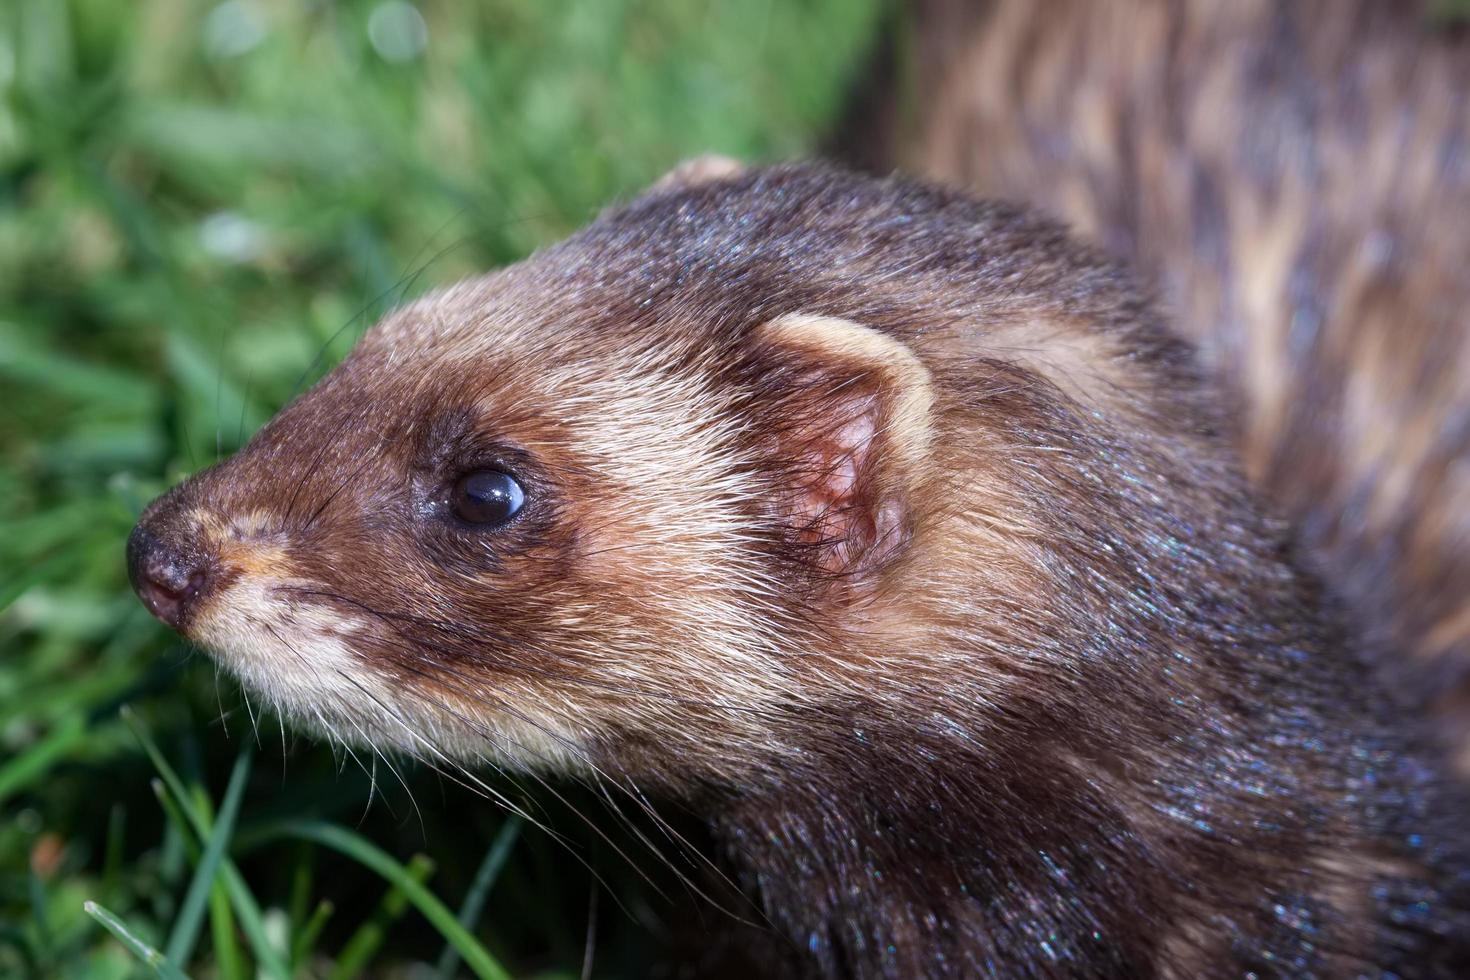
(127, 160, 1470, 976)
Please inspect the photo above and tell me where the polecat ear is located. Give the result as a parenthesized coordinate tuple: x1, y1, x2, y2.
(752, 314, 935, 587)
(652, 154, 745, 191)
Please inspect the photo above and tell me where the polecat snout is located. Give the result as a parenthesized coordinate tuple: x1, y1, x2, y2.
(128, 163, 1470, 977)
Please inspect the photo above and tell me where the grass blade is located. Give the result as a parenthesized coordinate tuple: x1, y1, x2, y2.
(103, 803, 127, 903)
(28, 870, 52, 964)
(84, 900, 193, 980)
(328, 853, 435, 980)
(290, 899, 335, 971)
(124, 708, 290, 980)
(150, 770, 241, 979)
(245, 819, 511, 980)
(165, 744, 254, 967)
(208, 881, 246, 980)
(436, 816, 523, 980)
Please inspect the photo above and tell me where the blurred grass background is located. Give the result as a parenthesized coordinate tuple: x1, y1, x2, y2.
(0, 1, 884, 976)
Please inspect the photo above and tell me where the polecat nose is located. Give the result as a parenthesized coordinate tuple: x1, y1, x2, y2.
(126, 524, 209, 630)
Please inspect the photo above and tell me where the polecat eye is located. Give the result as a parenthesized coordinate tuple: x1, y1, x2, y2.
(451, 470, 525, 527)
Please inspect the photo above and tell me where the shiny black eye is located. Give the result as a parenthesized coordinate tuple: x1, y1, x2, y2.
(451, 470, 525, 527)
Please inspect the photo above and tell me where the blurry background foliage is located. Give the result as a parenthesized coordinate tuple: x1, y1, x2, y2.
(0, 1, 884, 976)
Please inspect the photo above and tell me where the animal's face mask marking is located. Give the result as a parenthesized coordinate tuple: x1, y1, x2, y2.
(127, 217, 939, 787)
(123, 299, 929, 787)
(123, 162, 1178, 793)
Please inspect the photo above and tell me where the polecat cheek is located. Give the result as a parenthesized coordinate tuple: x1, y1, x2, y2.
(188, 572, 389, 728)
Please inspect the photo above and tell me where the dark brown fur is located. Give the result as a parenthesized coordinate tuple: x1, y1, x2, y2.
(868, 0, 1470, 773)
(130, 163, 1470, 977)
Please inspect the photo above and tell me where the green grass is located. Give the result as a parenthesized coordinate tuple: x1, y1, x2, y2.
(0, 1, 883, 975)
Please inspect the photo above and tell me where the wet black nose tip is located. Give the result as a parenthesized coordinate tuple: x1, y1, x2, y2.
(127, 525, 208, 630)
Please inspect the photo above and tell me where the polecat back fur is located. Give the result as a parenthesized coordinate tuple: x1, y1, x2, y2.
(879, 0, 1470, 775)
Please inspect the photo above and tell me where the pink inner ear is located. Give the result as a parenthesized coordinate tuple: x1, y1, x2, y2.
(788, 395, 894, 577)
(758, 315, 931, 587)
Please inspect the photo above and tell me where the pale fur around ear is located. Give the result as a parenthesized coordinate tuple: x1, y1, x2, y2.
(759, 313, 935, 469)
(652, 154, 746, 191)
(754, 314, 935, 581)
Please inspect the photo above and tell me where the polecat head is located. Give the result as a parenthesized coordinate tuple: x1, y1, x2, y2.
(127, 161, 1250, 794)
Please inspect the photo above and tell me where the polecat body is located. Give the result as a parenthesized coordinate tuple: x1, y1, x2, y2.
(127, 161, 1470, 976)
(883, 0, 1470, 772)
